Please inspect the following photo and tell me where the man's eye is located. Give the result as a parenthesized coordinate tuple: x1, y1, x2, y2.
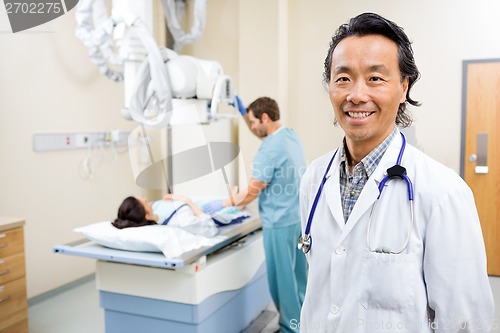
(335, 77, 349, 82)
(370, 76, 384, 82)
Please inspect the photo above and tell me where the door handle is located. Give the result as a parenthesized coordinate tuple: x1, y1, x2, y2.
(474, 133, 489, 174)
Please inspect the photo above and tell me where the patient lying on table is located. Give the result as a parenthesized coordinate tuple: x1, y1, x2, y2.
(113, 194, 218, 237)
(73, 193, 251, 258)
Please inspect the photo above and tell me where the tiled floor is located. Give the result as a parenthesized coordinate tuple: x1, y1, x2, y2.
(28, 276, 500, 333)
(28, 277, 104, 333)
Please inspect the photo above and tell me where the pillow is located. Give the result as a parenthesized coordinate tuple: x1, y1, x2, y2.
(74, 221, 225, 258)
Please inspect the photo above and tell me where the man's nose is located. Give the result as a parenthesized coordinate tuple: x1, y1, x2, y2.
(347, 81, 370, 104)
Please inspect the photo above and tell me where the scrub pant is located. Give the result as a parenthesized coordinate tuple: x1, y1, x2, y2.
(263, 224, 307, 333)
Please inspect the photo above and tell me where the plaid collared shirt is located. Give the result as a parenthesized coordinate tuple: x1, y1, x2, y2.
(339, 127, 397, 223)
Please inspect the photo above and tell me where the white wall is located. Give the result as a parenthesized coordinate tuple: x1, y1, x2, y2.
(186, 0, 299, 183)
(190, 0, 500, 173)
(292, 0, 500, 171)
(0, 9, 140, 297)
(2, 0, 500, 297)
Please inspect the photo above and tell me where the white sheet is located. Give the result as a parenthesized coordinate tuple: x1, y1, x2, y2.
(74, 222, 226, 258)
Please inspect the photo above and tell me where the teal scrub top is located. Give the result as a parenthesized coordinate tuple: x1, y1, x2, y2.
(251, 127, 306, 228)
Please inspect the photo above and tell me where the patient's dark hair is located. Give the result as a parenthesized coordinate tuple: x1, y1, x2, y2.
(112, 196, 156, 229)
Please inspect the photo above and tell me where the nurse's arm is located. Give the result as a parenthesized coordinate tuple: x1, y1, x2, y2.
(222, 178, 267, 207)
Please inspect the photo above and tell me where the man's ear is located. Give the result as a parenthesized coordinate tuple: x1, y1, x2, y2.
(400, 77, 409, 104)
(261, 112, 270, 123)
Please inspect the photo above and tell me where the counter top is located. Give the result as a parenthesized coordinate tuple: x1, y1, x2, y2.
(0, 217, 25, 232)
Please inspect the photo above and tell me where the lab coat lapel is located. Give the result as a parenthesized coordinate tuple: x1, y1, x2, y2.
(324, 156, 345, 230)
(337, 131, 403, 244)
(339, 173, 379, 241)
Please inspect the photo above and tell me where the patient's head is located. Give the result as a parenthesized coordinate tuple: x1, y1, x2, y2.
(112, 196, 157, 229)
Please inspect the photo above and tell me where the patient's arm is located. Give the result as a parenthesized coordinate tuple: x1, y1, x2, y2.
(163, 194, 204, 217)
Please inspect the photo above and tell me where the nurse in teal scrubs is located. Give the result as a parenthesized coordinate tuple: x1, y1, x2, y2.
(203, 96, 307, 333)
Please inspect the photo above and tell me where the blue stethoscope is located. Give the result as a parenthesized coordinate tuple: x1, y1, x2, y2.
(298, 132, 414, 255)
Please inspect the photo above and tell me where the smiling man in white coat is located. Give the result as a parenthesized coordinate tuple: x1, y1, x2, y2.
(298, 12, 494, 333)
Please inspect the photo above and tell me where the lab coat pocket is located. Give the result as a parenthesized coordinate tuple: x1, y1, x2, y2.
(357, 250, 417, 312)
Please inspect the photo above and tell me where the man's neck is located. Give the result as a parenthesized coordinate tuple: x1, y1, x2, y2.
(267, 121, 283, 135)
(344, 127, 396, 170)
(345, 142, 372, 168)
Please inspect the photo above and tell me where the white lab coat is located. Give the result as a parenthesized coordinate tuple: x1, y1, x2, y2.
(299, 131, 494, 333)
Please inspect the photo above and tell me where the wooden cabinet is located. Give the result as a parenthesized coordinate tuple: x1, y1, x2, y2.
(0, 218, 28, 333)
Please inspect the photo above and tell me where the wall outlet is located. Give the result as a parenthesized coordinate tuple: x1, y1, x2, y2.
(75, 133, 91, 148)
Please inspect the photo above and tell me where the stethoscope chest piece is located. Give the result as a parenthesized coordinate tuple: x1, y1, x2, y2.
(298, 234, 312, 254)
(297, 149, 338, 255)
